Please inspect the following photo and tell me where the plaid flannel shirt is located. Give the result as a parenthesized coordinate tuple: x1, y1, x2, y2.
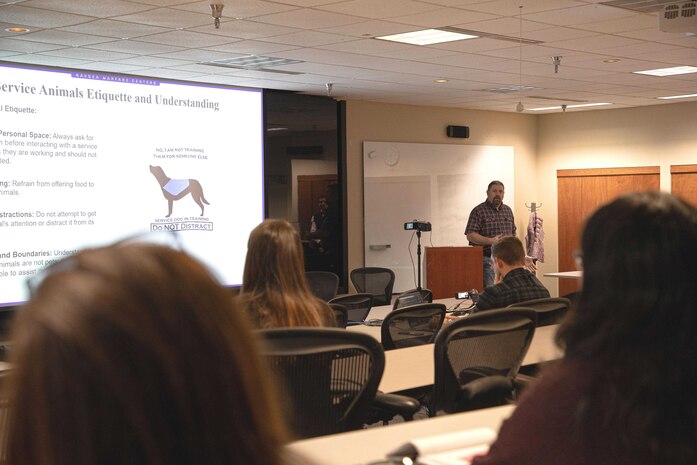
(474, 267, 550, 312)
(465, 200, 516, 257)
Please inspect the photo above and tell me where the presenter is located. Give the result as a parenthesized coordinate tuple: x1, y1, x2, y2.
(465, 180, 516, 288)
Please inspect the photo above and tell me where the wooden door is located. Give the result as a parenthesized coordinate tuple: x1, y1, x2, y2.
(557, 167, 660, 296)
(671, 165, 697, 208)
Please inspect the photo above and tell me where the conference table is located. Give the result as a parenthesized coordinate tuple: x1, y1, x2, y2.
(347, 298, 563, 393)
(288, 404, 515, 465)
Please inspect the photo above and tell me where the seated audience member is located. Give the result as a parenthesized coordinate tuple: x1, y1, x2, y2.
(474, 236, 550, 312)
(472, 191, 697, 465)
(239, 219, 335, 328)
(3, 241, 290, 465)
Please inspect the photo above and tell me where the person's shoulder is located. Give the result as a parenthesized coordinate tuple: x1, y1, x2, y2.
(471, 201, 488, 211)
(475, 283, 505, 309)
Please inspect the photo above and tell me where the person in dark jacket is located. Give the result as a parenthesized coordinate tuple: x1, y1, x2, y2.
(472, 191, 697, 465)
(474, 236, 549, 312)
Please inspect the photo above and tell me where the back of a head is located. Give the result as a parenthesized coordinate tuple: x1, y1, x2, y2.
(241, 219, 333, 328)
(243, 219, 306, 294)
(492, 236, 525, 266)
(6, 244, 287, 465)
(560, 191, 697, 358)
(557, 191, 697, 464)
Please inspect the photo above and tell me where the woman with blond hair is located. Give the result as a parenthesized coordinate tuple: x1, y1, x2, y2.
(4, 241, 289, 465)
(240, 219, 335, 328)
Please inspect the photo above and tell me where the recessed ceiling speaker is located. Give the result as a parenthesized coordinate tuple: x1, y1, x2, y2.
(446, 125, 470, 138)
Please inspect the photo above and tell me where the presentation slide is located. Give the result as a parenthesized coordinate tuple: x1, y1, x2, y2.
(0, 62, 264, 307)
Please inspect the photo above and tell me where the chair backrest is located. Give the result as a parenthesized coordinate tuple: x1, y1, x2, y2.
(305, 271, 340, 302)
(258, 328, 385, 439)
(506, 297, 570, 326)
(350, 267, 395, 307)
(328, 293, 374, 323)
(329, 303, 348, 328)
(432, 308, 537, 415)
(392, 288, 433, 309)
(381, 303, 447, 351)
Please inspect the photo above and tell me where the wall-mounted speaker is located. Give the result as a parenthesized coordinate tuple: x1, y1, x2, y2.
(446, 125, 469, 138)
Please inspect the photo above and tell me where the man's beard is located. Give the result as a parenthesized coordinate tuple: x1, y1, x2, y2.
(493, 196, 502, 206)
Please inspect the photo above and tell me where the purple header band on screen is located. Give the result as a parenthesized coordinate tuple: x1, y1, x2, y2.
(71, 72, 160, 86)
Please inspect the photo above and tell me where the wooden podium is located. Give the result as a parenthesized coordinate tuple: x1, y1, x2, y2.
(424, 246, 483, 299)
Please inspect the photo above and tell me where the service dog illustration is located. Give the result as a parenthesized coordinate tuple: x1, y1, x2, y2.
(149, 165, 209, 217)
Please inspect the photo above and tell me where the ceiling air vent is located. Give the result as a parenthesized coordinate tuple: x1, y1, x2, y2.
(659, 2, 697, 32)
(600, 1, 678, 14)
(202, 56, 304, 75)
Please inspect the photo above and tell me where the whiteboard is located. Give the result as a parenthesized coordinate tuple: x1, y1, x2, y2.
(363, 141, 514, 293)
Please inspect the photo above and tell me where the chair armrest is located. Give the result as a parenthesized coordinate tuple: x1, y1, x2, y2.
(462, 375, 513, 402)
(512, 373, 536, 399)
(373, 392, 421, 420)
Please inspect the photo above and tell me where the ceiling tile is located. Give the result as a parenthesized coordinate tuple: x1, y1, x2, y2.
(58, 19, 169, 39)
(460, 0, 586, 17)
(88, 39, 184, 55)
(40, 46, 135, 61)
(0, 4, 91, 28)
(21, 0, 153, 17)
(12, 29, 114, 47)
(256, 30, 357, 47)
(1, 53, 91, 66)
(317, 0, 441, 19)
(134, 30, 234, 47)
(525, 3, 636, 26)
(252, 8, 364, 29)
(187, 19, 301, 39)
(392, 8, 498, 28)
(172, 0, 298, 18)
(0, 36, 63, 53)
(206, 39, 298, 55)
(113, 7, 210, 29)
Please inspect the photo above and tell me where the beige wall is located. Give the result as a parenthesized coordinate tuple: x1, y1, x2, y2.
(345, 100, 539, 290)
(536, 100, 697, 295)
(346, 99, 697, 296)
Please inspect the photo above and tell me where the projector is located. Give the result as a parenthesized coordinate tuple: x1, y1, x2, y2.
(659, 2, 697, 33)
(404, 220, 431, 232)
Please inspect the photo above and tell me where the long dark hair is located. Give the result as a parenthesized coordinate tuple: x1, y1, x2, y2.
(557, 191, 697, 464)
(5, 244, 288, 465)
(240, 219, 334, 328)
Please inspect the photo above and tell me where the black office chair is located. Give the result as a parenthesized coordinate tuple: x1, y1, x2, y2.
(328, 293, 374, 324)
(392, 288, 433, 309)
(350, 267, 395, 307)
(431, 308, 537, 416)
(381, 303, 447, 351)
(507, 297, 571, 326)
(305, 271, 340, 302)
(329, 303, 348, 329)
(258, 328, 389, 438)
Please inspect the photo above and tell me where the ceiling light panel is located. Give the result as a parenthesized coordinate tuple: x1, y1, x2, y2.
(657, 93, 697, 99)
(529, 102, 612, 111)
(634, 66, 697, 76)
(376, 29, 478, 45)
